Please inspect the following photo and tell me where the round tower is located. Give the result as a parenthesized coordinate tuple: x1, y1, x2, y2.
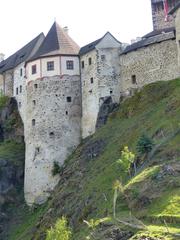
(24, 22, 81, 205)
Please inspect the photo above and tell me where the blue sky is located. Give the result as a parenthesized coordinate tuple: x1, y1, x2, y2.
(0, 0, 153, 58)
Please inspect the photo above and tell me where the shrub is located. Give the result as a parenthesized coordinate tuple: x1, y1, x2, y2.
(52, 161, 62, 176)
(117, 146, 135, 176)
(46, 217, 72, 240)
(136, 134, 154, 155)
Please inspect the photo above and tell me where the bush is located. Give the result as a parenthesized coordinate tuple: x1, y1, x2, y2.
(136, 134, 154, 155)
(46, 217, 72, 240)
(52, 161, 62, 176)
(117, 146, 135, 175)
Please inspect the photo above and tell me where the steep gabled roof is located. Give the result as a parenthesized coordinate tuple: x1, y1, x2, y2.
(79, 32, 121, 55)
(79, 38, 102, 55)
(29, 22, 80, 61)
(0, 33, 44, 73)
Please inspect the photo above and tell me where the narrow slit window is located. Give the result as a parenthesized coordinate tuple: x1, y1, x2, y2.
(32, 64, 37, 75)
(81, 61, 84, 69)
(34, 84, 38, 89)
(88, 57, 92, 65)
(90, 77, 94, 84)
(131, 75, 137, 84)
(33, 100, 36, 106)
(20, 85, 22, 93)
(20, 68, 23, 76)
(32, 119, 36, 126)
(16, 87, 18, 95)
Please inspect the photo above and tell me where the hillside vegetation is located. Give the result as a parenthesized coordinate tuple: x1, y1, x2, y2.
(7, 79, 180, 240)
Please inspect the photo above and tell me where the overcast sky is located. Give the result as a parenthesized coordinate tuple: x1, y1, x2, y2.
(0, 0, 153, 58)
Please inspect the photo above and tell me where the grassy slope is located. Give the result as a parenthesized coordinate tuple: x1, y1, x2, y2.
(8, 79, 180, 240)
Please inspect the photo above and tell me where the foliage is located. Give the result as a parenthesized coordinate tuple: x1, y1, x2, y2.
(136, 134, 154, 155)
(46, 217, 72, 240)
(117, 146, 135, 175)
(52, 161, 62, 176)
(0, 95, 9, 110)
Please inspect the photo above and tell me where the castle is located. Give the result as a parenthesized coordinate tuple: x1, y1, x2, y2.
(0, 0, 180, 206)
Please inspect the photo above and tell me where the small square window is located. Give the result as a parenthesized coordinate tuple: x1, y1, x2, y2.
(47, 61, 54, 71)
(32, 65, 37, 75)
(110, 90, 113, 94)
(20, 68, 23, 76)
(101, 55, 106, 61)
(81, 61, 84, 69)
(20, 85, 22, 93)
(66, 60, 74, 70)
(88, 57, 92, 65)
(66, 96, 72, 102)
(16, 87, 18, 95)
(90, 77, 93, 84)
(131, 75, 137, 84)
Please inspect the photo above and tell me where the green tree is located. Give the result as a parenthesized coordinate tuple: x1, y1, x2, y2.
(117, 146, 135, 176)
(136, 134, 154, 155)
(46, 217, 72, 240)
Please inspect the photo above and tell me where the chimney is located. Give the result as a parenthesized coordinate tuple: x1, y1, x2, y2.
(63, 26, 69, 34)
(0, 53, 5, 63)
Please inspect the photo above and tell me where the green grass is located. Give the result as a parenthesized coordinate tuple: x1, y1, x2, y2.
(6, 79, 180, 240)
(0, 95, 9, 110)
(0, 140, 25, 165)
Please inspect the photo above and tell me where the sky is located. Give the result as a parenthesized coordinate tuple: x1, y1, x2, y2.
(0, 0, 153, 58)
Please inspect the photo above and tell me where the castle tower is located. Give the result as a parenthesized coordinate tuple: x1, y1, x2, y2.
(24, 22, 81, 205)
(80, 32, 121, 138)
(151, 0, 179, 30)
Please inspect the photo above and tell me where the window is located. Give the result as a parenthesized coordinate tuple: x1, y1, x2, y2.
(131, 75, 137, 84)
(110, 89, 113, 94)
(32, 119, 36, 126)
(34, 84, 38, 89)
(47, 61, 54, 71)
(88, 57, 92, 65)
(81, 61, 84, 69)
(19, 102, 21, 108)
(33, 100, 36, 106)
(101, 55, 106, 61)
(66, 111, 68, 115)
(66, 60, 74, 70)
(49, 132, 54, 137)
(20, 85, 22, 93)
(16, 87, 18, 95)
(32, 65, 37, 74)
(90, 77, 93, 84)
(66, 96, 72, 102)
(20, 68, 23, 76)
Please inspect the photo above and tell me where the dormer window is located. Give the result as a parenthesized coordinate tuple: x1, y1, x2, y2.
(66, 60, 74, 70)
(32, 65, 37, 75)
(47, 61, 54, 71)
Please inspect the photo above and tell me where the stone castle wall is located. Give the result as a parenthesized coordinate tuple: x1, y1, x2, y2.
(120, 39, 180, 93)
(24, 75, 81, 205)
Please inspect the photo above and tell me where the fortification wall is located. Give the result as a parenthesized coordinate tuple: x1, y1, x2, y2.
(24, 75, 81, 205)
(152, 8, 175, 30)
(120, 39, 179, 93)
